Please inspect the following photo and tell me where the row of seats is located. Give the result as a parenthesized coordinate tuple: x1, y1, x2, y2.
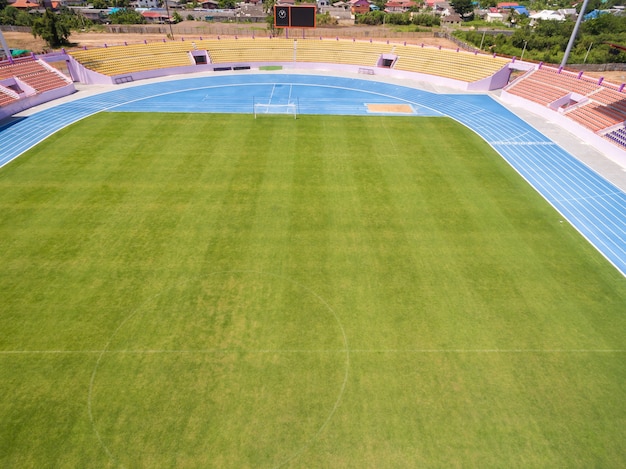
(0, 58, 44, 80)
(504, 77, 566, 104)
(566, 103, 623, 133)
(505, 66, 626, 141)
(70, 40, 194, 63)
(205, 38, 293, 64)
(295, 39, 392, 67)
(68, 37, 509, 83)
(0, 57, 72, 108)
(531, 68, 601, 95)
(393, 44, 509, 82)
(592, 88, 626, 113)
(604, 127, 626, 148)
(20, 72, 70, 93)
(506, 72, 581, 105)
(0, 89, 18, 106)
(82, 53, 194, 76)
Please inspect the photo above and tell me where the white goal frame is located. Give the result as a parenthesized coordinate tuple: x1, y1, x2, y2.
(253, 99, 298, 119)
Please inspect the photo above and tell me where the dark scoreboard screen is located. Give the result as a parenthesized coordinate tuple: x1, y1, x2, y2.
(274, 5, 316, 28)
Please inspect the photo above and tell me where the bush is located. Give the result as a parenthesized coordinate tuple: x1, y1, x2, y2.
(411, 13, 439, 27)
(108, 8, 146, 24)
(317, 12, 338, 26)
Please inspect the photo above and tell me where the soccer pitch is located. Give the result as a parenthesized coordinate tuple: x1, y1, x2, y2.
(1, 112, 625, 467)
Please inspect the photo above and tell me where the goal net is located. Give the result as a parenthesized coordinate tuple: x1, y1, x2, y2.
(253, 101, 297, 119)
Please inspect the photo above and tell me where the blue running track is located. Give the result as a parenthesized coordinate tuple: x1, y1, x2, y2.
(1, 73, 624, 275)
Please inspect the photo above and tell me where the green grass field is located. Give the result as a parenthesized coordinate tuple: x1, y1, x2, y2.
(1, 112, 625, 468)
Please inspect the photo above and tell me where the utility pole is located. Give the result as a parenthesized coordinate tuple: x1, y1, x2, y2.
(583, 42, 593, 64)
(164, 0, 174, 40)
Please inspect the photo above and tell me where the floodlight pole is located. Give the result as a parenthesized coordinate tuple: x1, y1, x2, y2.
(0, 29, 11, 62)
(560, 0, 589, 68)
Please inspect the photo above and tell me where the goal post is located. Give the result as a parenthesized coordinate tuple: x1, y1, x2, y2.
(253, 99, 298, 119)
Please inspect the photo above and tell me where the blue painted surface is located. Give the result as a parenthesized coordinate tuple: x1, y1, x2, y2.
(1, 73, 624, 275)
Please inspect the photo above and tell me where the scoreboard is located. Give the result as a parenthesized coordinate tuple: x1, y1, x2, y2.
(274, 5, 317, 28)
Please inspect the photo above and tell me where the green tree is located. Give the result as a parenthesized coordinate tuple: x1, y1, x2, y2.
(265, 0, 287, 34)
(453, 13, 626, 64)
(108, 8, 146, 24)
(578, 0, 603, 13)
(16, 8, 34, 26)
(32, 9, 70, 48)
(0, 5, 20, 25)
(57, 7, 90, 30)
(317, 11, 338, 25)
(450, 0, 474, 20)
(412, 13, 439, 27)
(387, 12, 411, 25)
(371, 0, 386, 11)
(356, 11, 384, 25)
(263, 0, 276, 14)
(582, 12, 626, 36)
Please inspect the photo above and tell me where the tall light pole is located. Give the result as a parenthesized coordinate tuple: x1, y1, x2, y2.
(521, 40, 527, 61)
(560, 0, 589, 68)
(0, 29, 11, 62)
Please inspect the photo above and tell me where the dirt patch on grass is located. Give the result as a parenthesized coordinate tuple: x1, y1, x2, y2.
(2, 31, 48, 54)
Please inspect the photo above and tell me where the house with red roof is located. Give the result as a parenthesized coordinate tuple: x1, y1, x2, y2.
(141, 10, 173, 23)
(350, 0, 370, 14)
(8, 0, 41, 9)
(384, 0, 416, 12)
(423, 0, 447, 9)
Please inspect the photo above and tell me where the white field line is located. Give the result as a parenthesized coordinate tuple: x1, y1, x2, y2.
(348, 348, 626, 353)
(269, 83, 276, 103)
(2, 348, 624, 354)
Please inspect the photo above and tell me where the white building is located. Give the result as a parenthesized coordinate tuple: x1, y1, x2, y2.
(529, 9, 566, 21)
(485, 12, 504, 22)
(131, 0, 160, 8)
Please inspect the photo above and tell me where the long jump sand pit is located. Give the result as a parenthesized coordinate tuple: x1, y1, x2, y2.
(366, 103, 414, 114)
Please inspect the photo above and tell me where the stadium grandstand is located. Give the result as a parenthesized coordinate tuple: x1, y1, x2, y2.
(0, 55, 75, 117)
(502, 63, 626, 155)
(61, 37, 512, 90)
